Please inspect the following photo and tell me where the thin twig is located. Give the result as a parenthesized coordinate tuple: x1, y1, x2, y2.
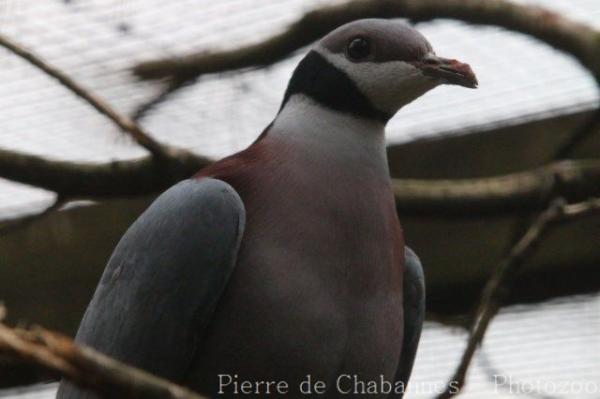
(0, 33, 198, 162)
(0, 321, 208, 399)
(552, 108, 600, 160)
(436, 197, 600, 399)
(132, 80, 187, 122)
(561, 196, 600, 216)
(0, 197, 65, 236)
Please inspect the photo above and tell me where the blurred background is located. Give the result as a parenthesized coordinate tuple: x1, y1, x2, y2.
(0, 0, 599, 398)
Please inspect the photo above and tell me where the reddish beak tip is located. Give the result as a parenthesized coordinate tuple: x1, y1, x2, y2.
(443, 59, 478, 89)
(417, 55, 478, 89)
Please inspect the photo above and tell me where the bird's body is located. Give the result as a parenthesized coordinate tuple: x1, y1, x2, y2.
(190, 95, 404, 395)
(58, 19, 476, 398)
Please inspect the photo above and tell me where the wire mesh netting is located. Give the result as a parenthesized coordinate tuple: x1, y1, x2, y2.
(0, 1, 599, 398)
(0, 0, 599, 218)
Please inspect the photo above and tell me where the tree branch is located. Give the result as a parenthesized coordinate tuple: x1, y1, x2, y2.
(393, 160, 600, 216)
(0, 33, 202, 163)
(436, 196, 600, 399)
(552, 107, 600, 160)
(0, 147, 210, 198)
(2, 146, 600, 216)
(130, 0, 599, 129)
(132, 0, 600, 83)
(132, 80, 187, 122)
(1, 3, 597, 395)
(0, 310, 208, 399)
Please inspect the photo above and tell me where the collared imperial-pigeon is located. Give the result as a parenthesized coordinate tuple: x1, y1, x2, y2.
(58, 19, 476, 398)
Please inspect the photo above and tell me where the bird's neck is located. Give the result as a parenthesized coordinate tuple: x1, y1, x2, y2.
(267, 94, 390, 177)
(279, 50, 391, 122)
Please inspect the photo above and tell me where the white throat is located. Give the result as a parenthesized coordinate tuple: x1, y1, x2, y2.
(270, 94, 389, 175)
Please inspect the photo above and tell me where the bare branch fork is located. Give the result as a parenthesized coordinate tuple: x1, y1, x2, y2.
(0, 307, 208, 399)
(435, 196, 600, 399)
(0, 33, 202, 164)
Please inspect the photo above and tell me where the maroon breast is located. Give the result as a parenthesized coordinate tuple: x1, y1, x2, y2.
(191, 134, 405, 398)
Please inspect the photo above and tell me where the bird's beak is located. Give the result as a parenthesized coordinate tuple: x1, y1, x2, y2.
(415, 53, 478, 89)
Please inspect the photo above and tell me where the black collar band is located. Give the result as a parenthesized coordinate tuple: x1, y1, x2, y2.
(280, 51, 391, 123)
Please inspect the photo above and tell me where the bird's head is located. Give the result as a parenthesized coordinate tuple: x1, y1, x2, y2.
(281, 19, 477, 124)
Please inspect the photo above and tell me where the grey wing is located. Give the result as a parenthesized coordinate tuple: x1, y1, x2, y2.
(57, 178, 245, 398)
(393, 246, 426, 398)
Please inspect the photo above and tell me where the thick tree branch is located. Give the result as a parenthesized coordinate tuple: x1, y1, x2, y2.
(0, 33, 203, 163)
(0, 311, 207, 399)
(2, 146, 600, 215)
(0, 147, 210, 198)
(133, 0, 600, 82)
(393, 159, 600, 216)
(436, 196, 600, 399)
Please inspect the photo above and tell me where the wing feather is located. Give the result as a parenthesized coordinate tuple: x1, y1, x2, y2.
(57, 178, 245, 398)
(393, 246, 426, 398)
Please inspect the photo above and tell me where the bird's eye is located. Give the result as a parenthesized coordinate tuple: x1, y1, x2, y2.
(346, 37, 371, 61)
